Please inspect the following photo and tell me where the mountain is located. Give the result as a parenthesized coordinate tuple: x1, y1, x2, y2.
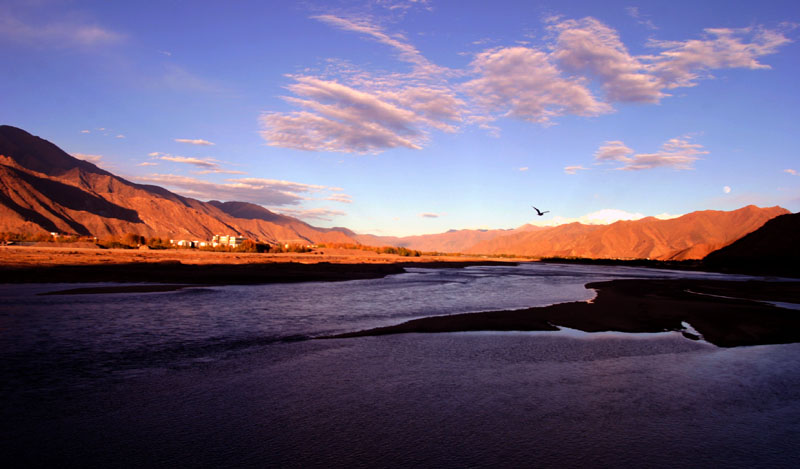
(703, 212, 800, 276)
(354, 225, 543, 253)
(0, 125, 358, 244)
(1, 125, 789, 259)
(462, 206, 789, 260)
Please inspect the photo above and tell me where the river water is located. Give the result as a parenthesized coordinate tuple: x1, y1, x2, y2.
(2, 263, 799, 467)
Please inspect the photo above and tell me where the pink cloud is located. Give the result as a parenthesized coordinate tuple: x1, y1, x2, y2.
(71, 153, 103, 163)
(0, 10, 123, 47)
(277, 207, 346, 221)
(549, 17, 665, 103)
(261, 76, 465, 153)
(648, 26, 792, 89)
(174, 138, 215, 146)
(261, 14, 791, 152)
(134, 174, 347, 207)
(594, 136, 708, 171)
(594, 140, 634, 162)
(312, 14, 445, 77)
(326, 193, 353, 203)
(158, 155, 219, 169)
(564, 165, 589, 174)
(462, 46, 612, 124)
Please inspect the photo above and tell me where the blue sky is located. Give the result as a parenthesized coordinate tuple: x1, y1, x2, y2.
(1, 0, 798, 236)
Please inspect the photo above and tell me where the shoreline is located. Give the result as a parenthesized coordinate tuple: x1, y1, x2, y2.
(0, 245, 521, 286)
(1, 260, 522, 286)
(324, 278, 800, 348)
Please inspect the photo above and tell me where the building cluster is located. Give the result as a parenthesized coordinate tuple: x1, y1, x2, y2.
(211, 234, 247, 247)
(169, 234, 248, 249)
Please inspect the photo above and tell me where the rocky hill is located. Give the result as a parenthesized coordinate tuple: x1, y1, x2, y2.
(0, 125, 357, 244)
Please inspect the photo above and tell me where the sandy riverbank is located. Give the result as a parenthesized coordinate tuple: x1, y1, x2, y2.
(0, 245, 522, 286)
(327, 278, 800, 347)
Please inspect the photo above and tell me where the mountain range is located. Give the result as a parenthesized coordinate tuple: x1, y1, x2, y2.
(0, 125, 358, 245)
(0, 125, 791, 259)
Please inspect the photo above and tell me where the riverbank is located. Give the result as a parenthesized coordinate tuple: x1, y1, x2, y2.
(0, 245, 521, 285)
(327, 278, 800, 347)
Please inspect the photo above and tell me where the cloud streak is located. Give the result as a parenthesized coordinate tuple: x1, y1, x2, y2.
(0, 10, 123, 48)
(72, 153, 103, 163)
(564, 165, 589, 174)
(276, 207, 346, 222)
(149, 153, 244, 174)
(134, 174, 348, 207)
(261, 76, 462, 153)
(594, 136, 708, 171)
(175, 138, 215, 146)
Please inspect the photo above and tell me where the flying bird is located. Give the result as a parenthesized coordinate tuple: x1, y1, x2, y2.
(532, 206, 549, 216)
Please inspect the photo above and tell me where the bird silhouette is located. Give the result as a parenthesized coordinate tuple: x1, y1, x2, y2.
(532, 206, 549, 216)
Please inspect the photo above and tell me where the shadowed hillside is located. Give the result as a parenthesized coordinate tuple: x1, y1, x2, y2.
(703, 212, 800, 277)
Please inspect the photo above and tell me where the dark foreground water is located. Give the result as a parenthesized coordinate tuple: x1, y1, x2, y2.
(2, 264, 799, 467)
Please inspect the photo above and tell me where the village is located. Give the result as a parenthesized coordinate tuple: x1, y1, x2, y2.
(169, 234, 313, 252)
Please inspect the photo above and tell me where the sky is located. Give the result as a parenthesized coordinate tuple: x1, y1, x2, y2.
(1, 0, 799, 236)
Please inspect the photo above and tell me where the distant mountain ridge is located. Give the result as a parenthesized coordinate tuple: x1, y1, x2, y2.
(352, 206, 789, 260)
(0, 125, 789, 259)
(462, 205, 789, 260)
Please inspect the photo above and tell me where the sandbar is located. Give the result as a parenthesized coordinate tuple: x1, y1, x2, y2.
(327, 279, 800, 348)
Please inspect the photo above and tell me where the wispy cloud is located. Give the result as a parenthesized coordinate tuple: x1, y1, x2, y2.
(518, 166, 529, 172)
(134, 174, 346, 207)
(261, 76, 460, 153)
(594, 136, 708, 170)
(312, 14, 444, 77)
(326, 193, 353, 203)
(260, 14, 464, 154)
(723, 186, 732, 193)
(785, 169, 798, 176)
(647, 26, 792, 90)
(625, 7, 658, 31)
(157, 155, 218, 169)
(419, 212, 440, 218)
(175, 138, 215, 146)
(564, 165, 589, 174)
(463, 46, 612, 124)
(0, 10, 123, 48)
(276, 207, 346, 222)
(549, 17, 665, 103)
(160, 63, 226, 93)
(149, 153, 244, 174)
(137, 162, 158, 167)
(80, 130, 90, 134)
(594, 140, 634, 162)
(72, 153, 103, 163)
